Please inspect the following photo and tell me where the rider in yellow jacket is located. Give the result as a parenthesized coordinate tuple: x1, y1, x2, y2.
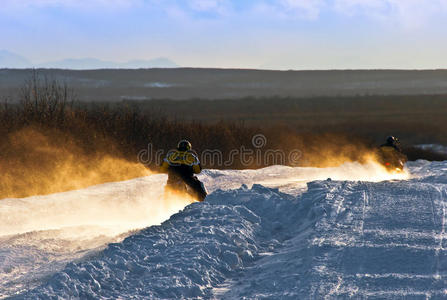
(160, 140, 207, 201)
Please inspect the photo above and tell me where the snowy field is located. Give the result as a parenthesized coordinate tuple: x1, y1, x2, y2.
(1, 160, 447, 299)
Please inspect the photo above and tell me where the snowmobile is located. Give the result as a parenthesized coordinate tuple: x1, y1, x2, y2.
(377, 146, 407, 173)
(164, 175, 207, 202)
(160, 140, 207, 202)
(381, 158, 406, 173)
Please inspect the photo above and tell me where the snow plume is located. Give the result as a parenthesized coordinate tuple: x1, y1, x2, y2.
(287, 135, 411, 183)
(269, 132, 380, 168)
(0, 126, 194, 297)
(300, 141, 376, 167)
(0, 173, 193, 298)
(203, 161, 409, 197)
(0, 174, 190, 238)
(316, 159, 410, 182)
(0, 126, 150, 199)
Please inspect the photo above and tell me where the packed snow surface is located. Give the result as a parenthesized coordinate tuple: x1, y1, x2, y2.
(1, 160, 447, 299)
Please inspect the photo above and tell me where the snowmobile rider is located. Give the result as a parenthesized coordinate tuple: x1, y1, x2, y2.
(160, 140, 207, 202)
(380, 136, 402, 152)
(378, 136, 408, 171)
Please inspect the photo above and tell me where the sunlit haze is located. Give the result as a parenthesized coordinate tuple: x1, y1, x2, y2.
(2, 0, 447, 69)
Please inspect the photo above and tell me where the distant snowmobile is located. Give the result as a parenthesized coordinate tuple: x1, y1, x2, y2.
(378, 136, 407, 173)
(160, 140, 207, 202)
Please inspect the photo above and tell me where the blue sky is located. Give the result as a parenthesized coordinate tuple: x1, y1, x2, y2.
(1, 0, 447, 69)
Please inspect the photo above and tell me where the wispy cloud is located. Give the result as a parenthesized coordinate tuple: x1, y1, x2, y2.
(1, 0, 142, 10)
(250, 0, 447, 27)
(2, 0, 447, 28)
(188, 0, 231, 14)
(334, 0, 447, 28)
(253, 0, 325, 20)
(334, 0, 390, 15)
(279, 0, 326, 19)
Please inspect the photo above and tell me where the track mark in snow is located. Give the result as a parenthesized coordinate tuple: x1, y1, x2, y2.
(305, 180, 447, 298)
(430, 184, 447, 280)
(357, 186, 369, 240)
(326, 275, 343, 299)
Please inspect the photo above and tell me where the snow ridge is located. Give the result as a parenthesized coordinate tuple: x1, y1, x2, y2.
(10, 161, 447, 299)
(17, 185, 300, 299)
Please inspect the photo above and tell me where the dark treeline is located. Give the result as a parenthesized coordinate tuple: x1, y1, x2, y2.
(2, 77, 446, 198)
(124, 95, 447, 146)
(1, 77, 447, 172)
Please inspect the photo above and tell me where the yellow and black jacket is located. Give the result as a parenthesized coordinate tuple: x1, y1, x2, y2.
(160, 150, 202, 182)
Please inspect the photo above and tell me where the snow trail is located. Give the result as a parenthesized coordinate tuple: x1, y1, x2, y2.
(217, 178, 447, 299)
(0, 160, 443, 299)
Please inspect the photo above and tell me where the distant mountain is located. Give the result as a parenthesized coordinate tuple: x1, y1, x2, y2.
(0, 50, 32, 68)
(38, 58, 116, 69)
(0, 50, 179, 69)
(38, 57, 179, 69)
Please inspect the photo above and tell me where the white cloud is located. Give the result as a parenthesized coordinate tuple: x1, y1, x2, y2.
(189, 0, 225, 11)
(334, 0, 447, 29)
(334, 0, 389, 15)
(2, 0, 447, 28)
(251, 0, 447, 26)
(390, 0, 447, 28)
(279, 0, 325, 18)
(1, 0, 142, 10)
(187, 0, 232, 16)
(254, 0, 325, 20)
(1, 0, 234, 16)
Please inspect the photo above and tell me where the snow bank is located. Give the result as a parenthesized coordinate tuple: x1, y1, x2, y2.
(3, 161, 446, 299)
(16, 161, 447, 299)
(16, 184, 298, 299)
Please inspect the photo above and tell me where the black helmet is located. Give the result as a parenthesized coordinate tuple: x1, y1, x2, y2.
(177, 139, 192, 151)
(386, 136, 398, 145)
